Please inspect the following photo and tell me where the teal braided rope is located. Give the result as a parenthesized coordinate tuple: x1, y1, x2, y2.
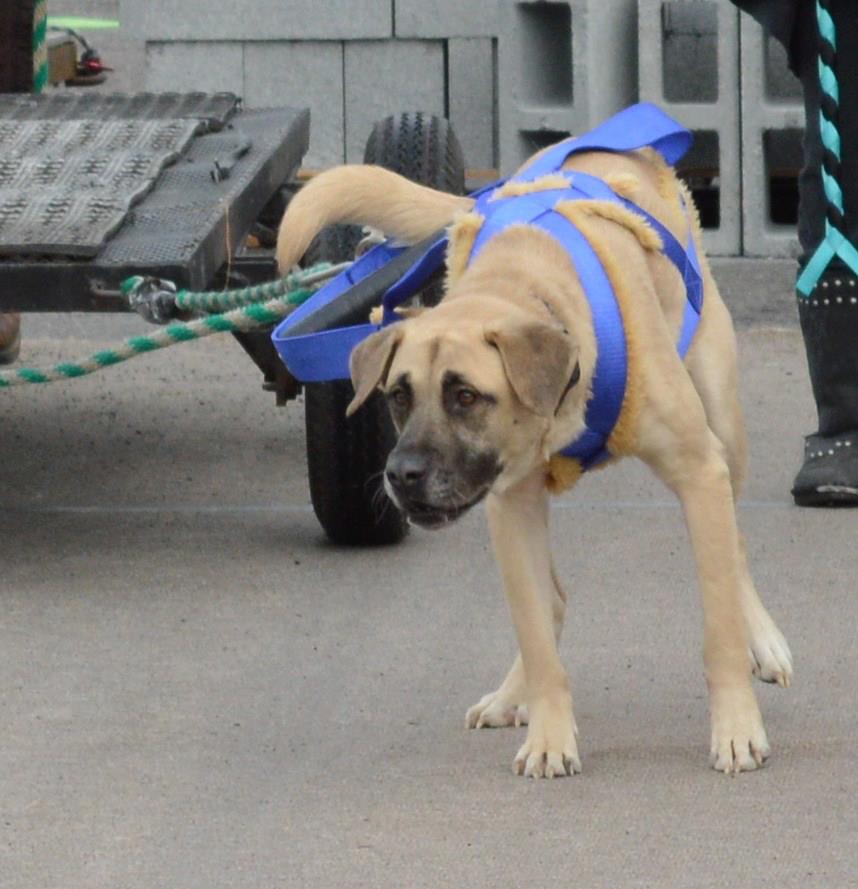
(0, 292, 303, 389)
(32, 0, 49, 93)
(797, 0, 858, 295)
(174, 263, 335, 313)
(0, 261, 351, 388)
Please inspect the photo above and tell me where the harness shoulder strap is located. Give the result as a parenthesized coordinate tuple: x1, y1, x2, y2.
(513, 102, 693, 183)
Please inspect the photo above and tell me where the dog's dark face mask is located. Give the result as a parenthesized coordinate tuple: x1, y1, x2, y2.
(381, 368, 504, 527)
(347, 310, 579, 529)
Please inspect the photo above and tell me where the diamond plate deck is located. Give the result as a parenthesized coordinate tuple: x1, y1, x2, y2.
(0, 92, 239, 129)
(0, 99, 310, 311)
(0, 118, 202, 257)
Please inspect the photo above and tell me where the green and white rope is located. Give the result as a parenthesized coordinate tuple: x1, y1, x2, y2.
(0, 295, 296, 389)
(0, 264, 343, 389)
(171, 262, 347, 313)
(32, 0, 49, 93)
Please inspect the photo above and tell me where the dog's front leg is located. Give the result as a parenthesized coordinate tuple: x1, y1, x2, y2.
(646, 428, 770, 774)
(483, 468, 580, 778)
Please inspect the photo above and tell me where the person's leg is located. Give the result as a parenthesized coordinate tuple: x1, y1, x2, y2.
(790, 0, 858, 504)
(0, 3, 32, 365)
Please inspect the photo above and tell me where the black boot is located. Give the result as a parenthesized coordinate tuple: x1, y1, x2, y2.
(792, 269, 858, 506)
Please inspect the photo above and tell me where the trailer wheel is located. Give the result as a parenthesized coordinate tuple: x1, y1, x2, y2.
(304, 113, 465, 545)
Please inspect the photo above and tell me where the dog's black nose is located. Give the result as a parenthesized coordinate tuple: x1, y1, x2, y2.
(386, 450, 428, 495)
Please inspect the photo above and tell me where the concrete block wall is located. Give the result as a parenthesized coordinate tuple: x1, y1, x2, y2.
(121, 0, 499, 170)
(497, 0, 639, 175)
(638, 0, 742, 256)
(342, 41, 446, 162)
(394, 0, 499, 38)
(122, 0, 810, 257)
(122, 0, 393, 40)
(739, 15, 804, 258)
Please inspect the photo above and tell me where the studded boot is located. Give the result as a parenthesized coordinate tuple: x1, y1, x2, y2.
(0, 313, 21, 365)
(792, 268, 858, 505)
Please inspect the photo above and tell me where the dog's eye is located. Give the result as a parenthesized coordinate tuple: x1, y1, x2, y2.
(388, 387, 410, 409)
(456, 388, 478, 408)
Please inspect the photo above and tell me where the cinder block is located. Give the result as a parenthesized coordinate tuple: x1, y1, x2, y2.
(447, 38, 496, 170)
(144, 42, 244, 95)
(244, 42, 345, 168)
(343, 40, 445, 162)
(660, 0, 718, 103)
(498, 1, 638, 175)
(122, 0, 391, 41)
(638, 0, 741, 255)
(740, 15, 804, 258)
(394, 0, 500, 38)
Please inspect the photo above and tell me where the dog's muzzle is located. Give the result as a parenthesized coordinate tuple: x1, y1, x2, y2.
(385, 447, 496, 529)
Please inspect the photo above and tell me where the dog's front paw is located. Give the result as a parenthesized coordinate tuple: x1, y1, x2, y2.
(709, 687, 771, 774)
(513, 695, 580, 778)
(466, 689, 528, 729)
(748, 621, 793, 688)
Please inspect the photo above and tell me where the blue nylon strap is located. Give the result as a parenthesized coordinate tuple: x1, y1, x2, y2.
(561, 171, 703, 320)
(469, 191, 627, 468)
(277, 322, 378, 382)
(381, 235, 448, 323)
(272, 240, 406, 382)
(282, 240, 403, 330)
(537, 214, 627, 466)
(513, 102, 693, 183)
(472, 171, 703, 360)
(470, 192, 563, 255)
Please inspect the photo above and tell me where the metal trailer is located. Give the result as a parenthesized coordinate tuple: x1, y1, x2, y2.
(0, 4, 465, 546)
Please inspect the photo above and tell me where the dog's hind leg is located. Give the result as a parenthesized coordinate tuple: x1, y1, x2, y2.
(466, 562, 567, 730)
(685, 297, 793, 688)
(468, 468, 579, 777)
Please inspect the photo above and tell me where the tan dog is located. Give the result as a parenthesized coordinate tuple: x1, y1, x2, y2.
(276, 147, 792, 777)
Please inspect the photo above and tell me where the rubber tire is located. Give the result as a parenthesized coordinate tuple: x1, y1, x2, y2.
(304, 113, 465, 545)
(365, 113, 465, 306)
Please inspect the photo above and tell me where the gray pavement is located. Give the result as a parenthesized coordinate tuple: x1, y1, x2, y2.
(6, 7, 858, 880)
(2, 260, 857, 888)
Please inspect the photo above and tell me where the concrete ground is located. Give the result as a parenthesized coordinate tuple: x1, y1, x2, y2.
(2, 259, 857, 888)
(5, 5, 857, 884)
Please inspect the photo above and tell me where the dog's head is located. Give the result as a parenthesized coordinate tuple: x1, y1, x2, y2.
(347, 300, 580, 528)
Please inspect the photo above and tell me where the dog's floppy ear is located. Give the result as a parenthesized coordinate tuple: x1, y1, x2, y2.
(347, 325, 404, 416)
(485, 320, 579, 417)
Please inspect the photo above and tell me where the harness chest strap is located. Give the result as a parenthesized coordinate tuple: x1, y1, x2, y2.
(463, 165, 702, 472)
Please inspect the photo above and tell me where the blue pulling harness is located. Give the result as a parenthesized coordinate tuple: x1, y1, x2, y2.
(272, 103, 704, 470)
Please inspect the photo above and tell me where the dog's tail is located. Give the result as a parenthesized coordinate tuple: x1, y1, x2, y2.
(275, 164, 475, 272)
